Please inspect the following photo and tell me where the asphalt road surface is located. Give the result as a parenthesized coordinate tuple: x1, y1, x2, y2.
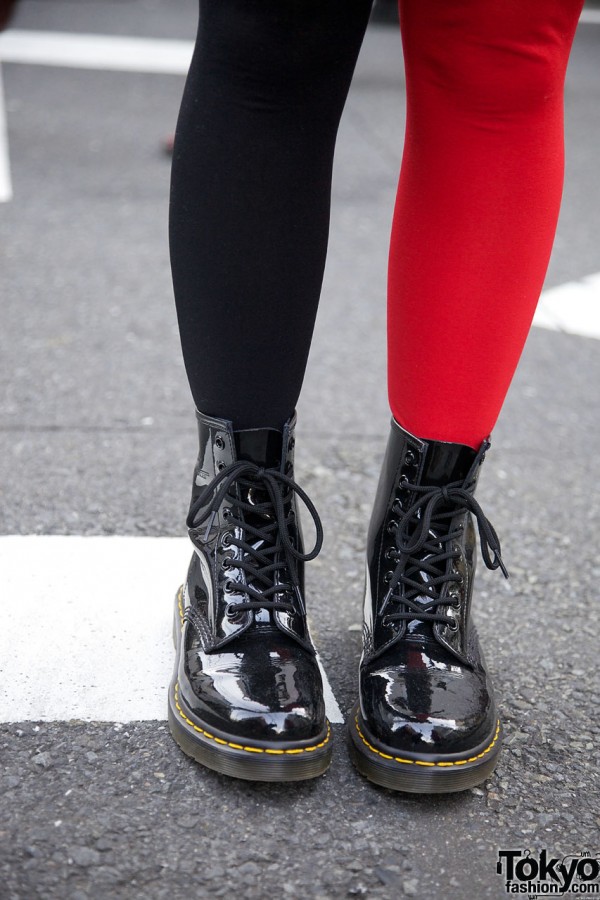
(1, 2, 600, 898)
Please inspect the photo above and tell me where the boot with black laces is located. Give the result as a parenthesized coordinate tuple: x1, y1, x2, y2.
(168, 410, 332, 781)
(349, 419, 508, 792)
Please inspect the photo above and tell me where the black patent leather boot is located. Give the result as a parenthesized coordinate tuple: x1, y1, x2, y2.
(349, 419, 508, 793)
(168, 410, 331, 781)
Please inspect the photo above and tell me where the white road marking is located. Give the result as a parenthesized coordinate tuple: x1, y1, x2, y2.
(580, 8, 600, 25)
(316, 656, 344, 725)
(533, 273, 600, 340)
(0, 535, 344, 724)
(0, 64, 12, 202)
(0, 30, 194, 74)
(0, 4, 598, 76)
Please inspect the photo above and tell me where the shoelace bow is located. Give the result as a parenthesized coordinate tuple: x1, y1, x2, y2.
(384, 472, 508, 627)
(187, 460, 323, 616)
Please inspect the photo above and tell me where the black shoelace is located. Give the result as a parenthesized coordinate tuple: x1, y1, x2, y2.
(187, 461, 323, 617)
(383, 452, 508, 629)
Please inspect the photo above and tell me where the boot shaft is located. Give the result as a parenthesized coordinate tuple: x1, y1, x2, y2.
(186, 409, 315, 650)
(189, 410, 296, 512)
(365, 419, 488, 664)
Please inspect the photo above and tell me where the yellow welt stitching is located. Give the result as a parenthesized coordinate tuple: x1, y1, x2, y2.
(174, 684, 331, 756)
(178, 586, 184, 621)
(353, 720, 413, 763)
(354, 715, 501, 768)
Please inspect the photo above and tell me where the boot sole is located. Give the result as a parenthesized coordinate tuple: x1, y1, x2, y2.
(348, 702, 502, 793)
(168, 588, 333, 782)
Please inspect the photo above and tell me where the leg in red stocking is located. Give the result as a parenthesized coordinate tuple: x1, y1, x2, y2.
(350, 0, 583, 792)
(389, 0, 583, 448)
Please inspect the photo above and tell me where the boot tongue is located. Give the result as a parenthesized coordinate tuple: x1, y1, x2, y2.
(403, 441, 477, 641)
(233, 427, 284, 470)
(232, 426, 286, 515)
(421, 441, 477, 487)
(233, 427, 286, 628)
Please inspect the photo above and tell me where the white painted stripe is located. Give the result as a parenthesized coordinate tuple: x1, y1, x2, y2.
(0, 30, 194, 75)
(0, 536, 344, 724)
(0, 9, 597, 77)
(580, 8, 600, 25)
(0, 64, 13, 202)
(316, 656, 344, 725)
(533, 273, 600, 340)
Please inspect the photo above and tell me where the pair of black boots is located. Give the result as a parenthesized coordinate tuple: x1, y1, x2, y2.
(168, 410, 507, 792)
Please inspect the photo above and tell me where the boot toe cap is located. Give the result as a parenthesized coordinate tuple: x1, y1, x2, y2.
(360, 650, 496, 755)
(180, 637, 327, 744)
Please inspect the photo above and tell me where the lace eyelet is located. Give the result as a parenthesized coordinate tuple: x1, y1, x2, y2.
(383, 570, 394, 584)
(447, 619, 459, 632)
(223, 580, 235, 593)
(220, 532, 232, 548)
(225, 602, 243, 621)
(215, 436, 225, 451)
(392, 499, 403, 515)
(405, 450, 416, 465)
(384, 547, 396, 561)
(216, 460, 226, 472)
(382, 615, 391, 628)
(387, 519, 398, 535)
(399, 474, 409, 487)
(448, 582, 461, 599)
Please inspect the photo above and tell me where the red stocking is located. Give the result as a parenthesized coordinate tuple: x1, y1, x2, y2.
(388, 0, 583, 448)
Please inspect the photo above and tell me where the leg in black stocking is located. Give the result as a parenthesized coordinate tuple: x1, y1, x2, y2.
(168, 0, 371, 780)
(169, 0, 372, 428)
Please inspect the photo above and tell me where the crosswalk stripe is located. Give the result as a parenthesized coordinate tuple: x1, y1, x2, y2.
(0, 30, 194, 74)
(0, 535, 344, 724)
(580, 8, 600, 24)
(533, 273, 600, 340)
(1, 8, 598, 76)
(0, 65, 12, 202)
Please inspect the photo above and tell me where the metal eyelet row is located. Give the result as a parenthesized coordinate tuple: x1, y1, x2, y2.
(214, 433, 229, 472)
(382, 449, 421, 584)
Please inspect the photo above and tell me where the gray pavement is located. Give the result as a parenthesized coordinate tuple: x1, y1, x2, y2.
(1, 2, 600, 898)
